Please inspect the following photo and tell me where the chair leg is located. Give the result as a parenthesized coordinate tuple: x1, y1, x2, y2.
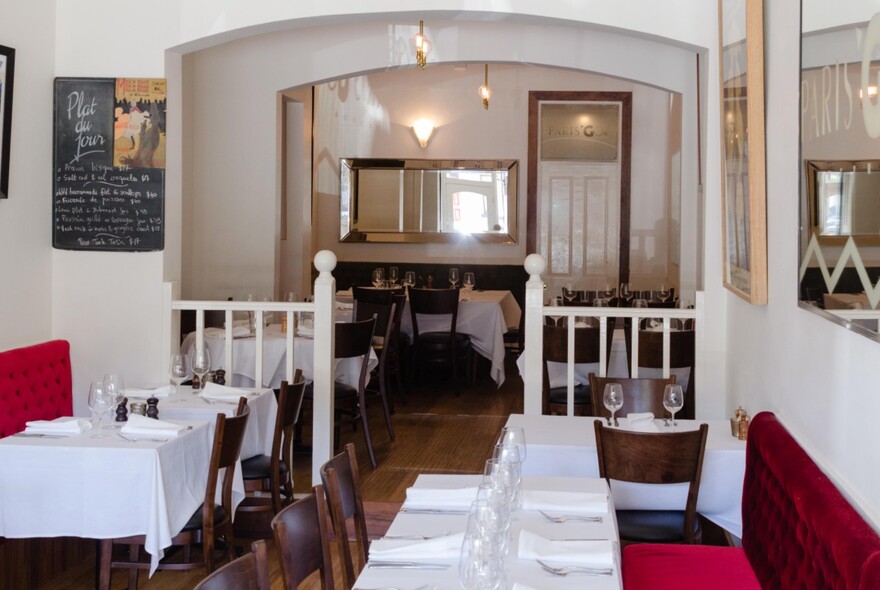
(98, 540, 112, 590)
(358, 390, 378, 468)
(128, 544, 140, 590)
(378, 363, 396, 441)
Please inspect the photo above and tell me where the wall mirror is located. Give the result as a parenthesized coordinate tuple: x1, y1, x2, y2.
(799, 5, 880, 339)
(339, 158, 518, 243)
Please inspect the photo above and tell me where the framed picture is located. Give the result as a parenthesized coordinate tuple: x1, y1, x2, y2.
(0, 44, 15, 199)
(718, 0, 767, 304)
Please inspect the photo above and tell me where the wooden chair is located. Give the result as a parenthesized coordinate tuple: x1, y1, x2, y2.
(193, 539, 270, 590)
(235, 371, 306, 540)
(588, 373, 677, 421)
(594, 420, 708, 544)
(271, 485, 335, 590)
(100, 399, 250, 588)
(624, 328, 696, 419)
(352, 289, 397, 438)
(302, 317, 381, 467)
(408, 286, 473, 393)
(320, 442, 400, 590)
(542, 324, 613, 415)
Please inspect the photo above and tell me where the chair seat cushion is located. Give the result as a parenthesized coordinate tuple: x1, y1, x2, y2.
(181, 503, 227, 532)
(623, 544, 761, 590)
(241, 454, 289, 480)
(616, 509, 698, 543)
(548, 384, 590, 404)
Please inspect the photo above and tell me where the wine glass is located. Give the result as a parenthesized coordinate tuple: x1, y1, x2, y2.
(88, 380, 114, 437)
(403, 271, 416, 288)
(658, 284, 671, 302)
(496, 426, 526, 462)
(285, 291, 298, 303)
(463, 272, 476, 292)
(620, 282, 633, 304)
(602, 283, 616, 300)
(169, 353, 188, 402)
(388, 266, 399, 286)
(663, 384, 684, 427)
(103, 373, 125, 424)
(562, 283, 577, 303)
(449, 267, 460, 288)
(603, 383, 624, 427)
(192, 346, 211, 392)
(547, 297, 562, 326)
(371, 268, 384, 288)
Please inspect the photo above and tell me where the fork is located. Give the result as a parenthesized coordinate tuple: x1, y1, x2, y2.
(539, 510, 603, 523)
(382, 531, 451, 540)
(537, 559, 613, 576)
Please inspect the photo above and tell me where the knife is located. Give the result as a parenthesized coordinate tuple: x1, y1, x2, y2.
(367, 561, 450, 570)
(398, 507, 469, 515)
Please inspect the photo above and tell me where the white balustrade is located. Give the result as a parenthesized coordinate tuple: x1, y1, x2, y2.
(522, 254, 701, 417)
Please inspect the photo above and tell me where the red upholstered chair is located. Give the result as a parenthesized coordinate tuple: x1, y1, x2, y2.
(0, 340, 73, 438)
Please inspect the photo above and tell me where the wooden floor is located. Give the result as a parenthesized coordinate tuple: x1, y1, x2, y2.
(24, 354, 523, 590)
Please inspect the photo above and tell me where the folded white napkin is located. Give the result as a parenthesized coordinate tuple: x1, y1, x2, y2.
(369, 532, 465, 560)
(124, 385, 172, 399)
(336, 300, 354, 310)
(512, 584, 540, 590)
(404, 486, 479, 510)
(24, 417, 92, 436)
(521, 489, 608, 515)
(296, 323, 314, 338)
(120, 414, 183, 438)
(206, 326, 250, 338)
(626, 412, 660, 432)
(200, 382, 248, 401)
(517, 530, 614, 569)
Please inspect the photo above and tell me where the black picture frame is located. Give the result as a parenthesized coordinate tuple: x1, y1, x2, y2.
(0, 44, 15, 199)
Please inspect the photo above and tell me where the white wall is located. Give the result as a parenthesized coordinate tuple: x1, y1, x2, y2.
(0, 1, 55, 351)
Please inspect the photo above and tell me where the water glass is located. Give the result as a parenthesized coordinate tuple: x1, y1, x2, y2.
(463, 272, 476, 292)
(372, 268, 385, 288)
(496, 426, 526, 462)
(562, 283, 577, 303)
(169, 353, 188, 401)
(603, 383, 624, 426)
(88, 380, 114, 437)
(403, 270, 416, 288)
(663, 384, 684, 427)
(192, 346, 211, 392)
(485, 454, 522, 511)
(449, 267, 460, 288)
(103, 373, 125, 410)
(388, 266, 399, 285)
(459, 500, 507, 590)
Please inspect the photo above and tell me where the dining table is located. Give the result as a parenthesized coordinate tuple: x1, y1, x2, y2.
(180, 323, 378, 390)
(399, 289, 522, 386)
(0, 419, 242, 581)
(353, 473, 622, 589)
(505, 413, 746, 538)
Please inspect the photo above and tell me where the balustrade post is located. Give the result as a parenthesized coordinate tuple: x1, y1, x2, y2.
(311, 250, 337, 485)
(523, 254, 546, 415)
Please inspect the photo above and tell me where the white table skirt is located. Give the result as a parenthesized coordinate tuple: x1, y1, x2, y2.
(353, 473, 622, 590)
(505, 414, 746, 537)
(155, 387, 276, 459)
(0, 420, 241, 576)
(181, 323, 377, 390)
(400, 290, 521, 387)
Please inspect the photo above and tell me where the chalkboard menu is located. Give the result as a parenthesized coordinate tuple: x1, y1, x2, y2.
(53, 77, 166, 251)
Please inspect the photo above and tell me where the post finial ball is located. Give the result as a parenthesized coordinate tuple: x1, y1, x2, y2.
(524, 253, 546, 278)
(314, 250, 337, 274)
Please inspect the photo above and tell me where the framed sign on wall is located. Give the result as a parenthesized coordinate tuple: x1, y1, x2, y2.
(0, 44, 15, 199)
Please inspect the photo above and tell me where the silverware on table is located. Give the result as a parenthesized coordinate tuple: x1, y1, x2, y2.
(537, 559, 613, 576)
(381, 531, 451, 540)
(398, 507, 469, 515)
(367, 561, 450, 570)
(352, 585, 432, 590)
(12, 432, 66, 438)
(539, 510, 603, 523)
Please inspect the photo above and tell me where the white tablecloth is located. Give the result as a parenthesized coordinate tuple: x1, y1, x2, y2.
(400, 290, 522, 386)
(181, 323, 377, 389)
(353, 473, 622, 590)
(506, 414, 746, 537)
(0, 420, 242, 576)
(154, 387, 275, 459)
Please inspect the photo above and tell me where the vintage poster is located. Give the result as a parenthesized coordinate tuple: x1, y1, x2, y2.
(113, 78, 166, 168)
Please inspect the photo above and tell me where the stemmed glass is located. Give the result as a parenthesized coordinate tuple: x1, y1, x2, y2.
(88, 380, 114, 437)
(620, 283, 633, 304)
(496, 426, 526, 463)
(103, 373, 125, 424)
(562, 283, 577, 304)
(403, 271, 416, 288)
(602, 283, 616, 301)
(459, 500, 507, 590)
(463, 272, 476, 292)
(603, 383, 624, 427)
(449, 267, 460, 288)
(388, 266, 399, 286)
(657, 284, 671, 302)
(371, 268, 385, 288)
(192, 346, 211, 393)
(663, 384, 684, 427)
(547, 297, 562, 326)
(169, 353, 189, 402)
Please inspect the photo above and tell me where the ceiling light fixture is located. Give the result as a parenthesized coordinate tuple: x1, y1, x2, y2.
(478, 64, 491, 110)
(412, 119, 435, 148)
(414, 20, 430, 69)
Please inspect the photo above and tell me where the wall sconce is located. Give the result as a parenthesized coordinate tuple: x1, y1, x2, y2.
(412, 119, 435, 148)
(478, 64, 491, 110)
(414, 20, 430, 69)
(860, 84, 879, 108)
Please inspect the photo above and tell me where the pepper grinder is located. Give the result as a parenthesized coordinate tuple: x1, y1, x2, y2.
(146, 396, 159, 420)
(115, 397, 129, 422)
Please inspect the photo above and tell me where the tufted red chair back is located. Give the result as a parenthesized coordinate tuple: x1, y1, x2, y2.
(742, 412, 880, 590)
(0, 340, 73, 438)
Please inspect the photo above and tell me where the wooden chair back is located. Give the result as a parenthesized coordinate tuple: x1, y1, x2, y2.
(594, 420, 708, 543)
(542, 324, 613, 415)
(623, 329, 696, 419)
(193, 540, 270, 590)
(320, 442, 368, 589)
(408, 287, 461, 338)
(588, 374, 676, 419)
(270, 371, 305, 510)
(271, 485, 335, 590)
(334, 316, 377, 360)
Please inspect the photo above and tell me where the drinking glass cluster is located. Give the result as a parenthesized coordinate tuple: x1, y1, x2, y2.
(459, 427, 526, 589)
